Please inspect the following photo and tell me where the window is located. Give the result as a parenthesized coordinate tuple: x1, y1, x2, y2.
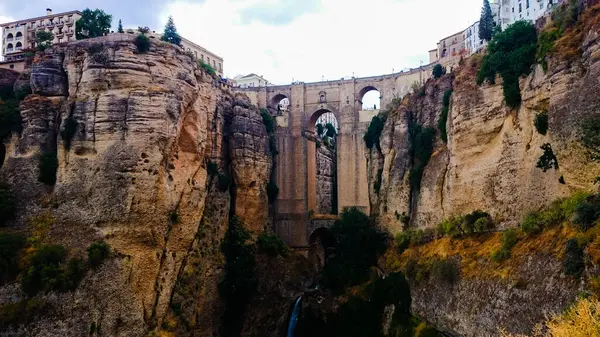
(58, 38, 63, 43)
(7, 43, 13, 52)
(16, 32, 22, 40)
(526, 0, 529, 8)
(16, 42, 22, 50)
(9, 64, 14, 69)
(6, 33, 13, 41)
(540, 2, 544, 9)
(219, 63, 222, 71)
(512, 7, 514, 12)
(213, 60, 216, 67)
(519, 3, 522, 12)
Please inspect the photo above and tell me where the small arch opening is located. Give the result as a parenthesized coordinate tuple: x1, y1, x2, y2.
(359, 86, 381, 110)
(308, 227, 335, 271)
(270, 94, 289, 115)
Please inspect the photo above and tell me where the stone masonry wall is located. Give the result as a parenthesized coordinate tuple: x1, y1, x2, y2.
(316, 144, 336, 214)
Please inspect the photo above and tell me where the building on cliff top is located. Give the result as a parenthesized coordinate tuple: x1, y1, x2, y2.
(0, 8, 82, 72)
(232, 73, 271, 88)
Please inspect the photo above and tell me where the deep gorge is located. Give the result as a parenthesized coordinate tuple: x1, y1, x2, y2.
(0, 2, 600, 336)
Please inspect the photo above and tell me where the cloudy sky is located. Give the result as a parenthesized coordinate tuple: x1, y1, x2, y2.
(1, 0, 484, 85)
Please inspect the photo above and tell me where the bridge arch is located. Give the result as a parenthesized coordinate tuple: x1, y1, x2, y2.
(307, 108, 339, 216)
(358, 86, 382, 110)
(269, 93, 288, 110)
(308, 227, 334, 271)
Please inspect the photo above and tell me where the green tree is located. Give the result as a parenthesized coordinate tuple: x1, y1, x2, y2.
(477, 21, 537, 108)
(75, 8, 112, 40)
(432, 64, 445, 79)
(117, 19, 124, 33)
(321, 207, 388, 293)
(479, 0, 495, 41)
(161, 16, 181, 46)
(35, 31, 54, 51)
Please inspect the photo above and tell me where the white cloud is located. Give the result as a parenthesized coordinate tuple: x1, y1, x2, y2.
(165, 0, 483, 85)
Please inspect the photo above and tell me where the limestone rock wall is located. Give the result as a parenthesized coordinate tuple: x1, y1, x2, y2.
(316, 144, 336, 214)
(0, 35, 272, 336)
(369, 32, 600, 234)
(367, 11, 600, 337)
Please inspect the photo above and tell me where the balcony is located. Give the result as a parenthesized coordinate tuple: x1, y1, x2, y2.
(6, 38, 13, 42)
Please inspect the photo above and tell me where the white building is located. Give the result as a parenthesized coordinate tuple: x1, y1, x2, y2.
(233, 73, 270, 88)
(499, 0, 562, 30)
(463, 1, 501, 55)
(1, 9, 82, 71)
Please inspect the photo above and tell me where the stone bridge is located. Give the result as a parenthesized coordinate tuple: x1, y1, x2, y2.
(234, 65, 435, 249)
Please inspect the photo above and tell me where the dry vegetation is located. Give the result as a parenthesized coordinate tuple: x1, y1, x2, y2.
(385, 225, 578, 280)
(499, 296, 600, 337)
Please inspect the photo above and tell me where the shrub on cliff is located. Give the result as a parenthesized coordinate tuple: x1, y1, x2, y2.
(573, 195, 600, 231)
(219, 216, 256, 336)
(534, 111, 549, 135)
(477, 20, 537, 108)
(134, 34, 150, 53)
(60, 114, 77, 151)
(38, 152, 58, 186)
(198, 60, 217, 76)
(364, 114, 386, 150)
(321, 207, 388, 293)
(581, 116, 600, 162)
(20, 244, 85, 296)
(564, 239, 584, 277)
(408, 123, 436, 191)
(491, 229, 518, 262)
(257, 232, 289, 257)
(432, 64, 445, 79)
(267, 179, 279, 203)
(0, 183, 16, 226)
(536, 143, 559, 172)
(260, 109, 276, 133)
(87, 241, 110, 269)
(217, 173, 231, 192)
(438, 89, 453, 143)
(0, 96, 23, 142)
(0, 233, 25, 284)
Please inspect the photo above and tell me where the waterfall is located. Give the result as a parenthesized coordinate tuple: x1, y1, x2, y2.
(286, 297, 302, 337)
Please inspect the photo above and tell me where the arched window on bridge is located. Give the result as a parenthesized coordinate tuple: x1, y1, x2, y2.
(360, 87, 381, 111)
(270, 94, 289, 115)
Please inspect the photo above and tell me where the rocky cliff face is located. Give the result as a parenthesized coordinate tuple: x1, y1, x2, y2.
(369, 23, 600, 235)
(0, 35, 282, 336)
(368, 7, 600, 336)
